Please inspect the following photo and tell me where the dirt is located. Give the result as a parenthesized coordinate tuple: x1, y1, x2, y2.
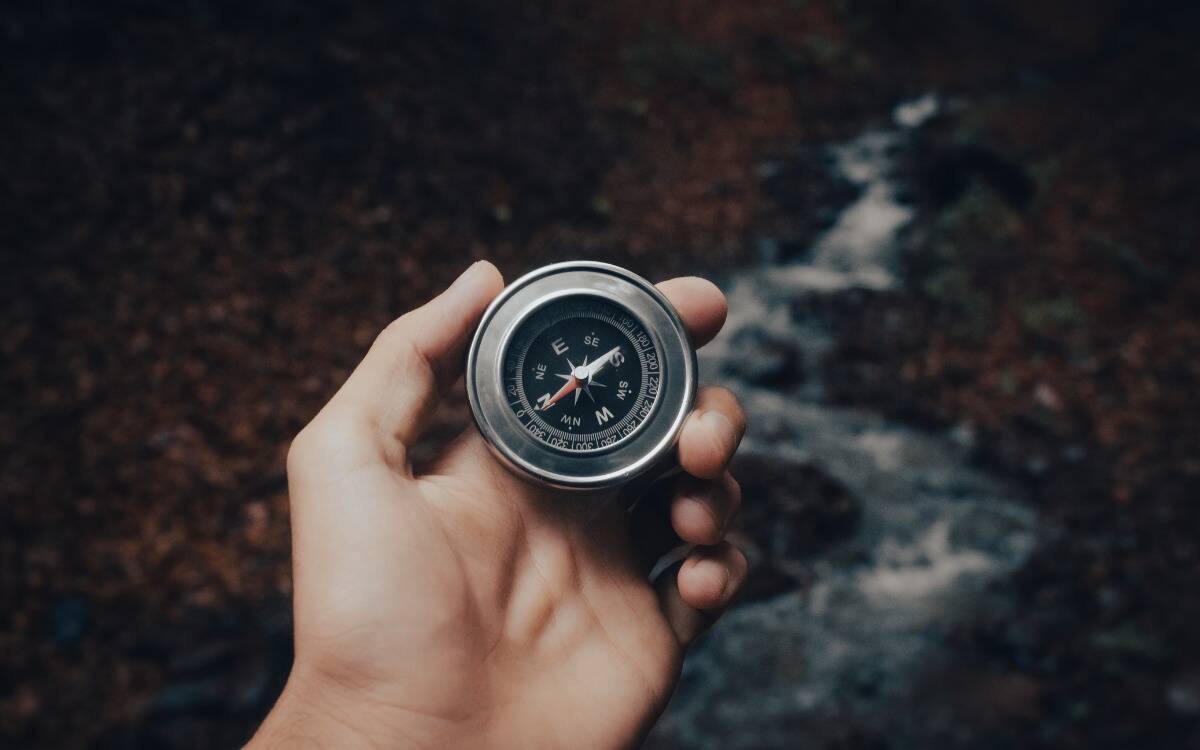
(2, 1, 1199, 747)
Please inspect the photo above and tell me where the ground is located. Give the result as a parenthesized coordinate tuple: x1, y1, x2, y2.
(2, 1, 1199, 747)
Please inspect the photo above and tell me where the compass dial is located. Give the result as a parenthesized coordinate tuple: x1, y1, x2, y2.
(502, 296, 661, 454)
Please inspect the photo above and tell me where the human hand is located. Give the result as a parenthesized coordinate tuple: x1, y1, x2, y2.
(247, 262, 747, 749)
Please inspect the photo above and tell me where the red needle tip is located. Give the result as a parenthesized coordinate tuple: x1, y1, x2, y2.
(540, 376, 580, 410)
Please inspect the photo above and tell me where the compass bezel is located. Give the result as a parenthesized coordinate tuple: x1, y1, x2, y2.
(466, 261, 696, 490)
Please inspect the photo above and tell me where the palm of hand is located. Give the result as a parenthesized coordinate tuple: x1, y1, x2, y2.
(254, 263, 746, 750)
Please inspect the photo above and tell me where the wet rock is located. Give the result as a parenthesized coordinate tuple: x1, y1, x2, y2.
(1167, 676, 1200, 716)
(789, 285, 880, 322)
(759, 147, 862, 261)
(917, 668, 1043, 728)
(150, 677, 233, 716)
(45, 594, 90, 650)
(146, 630, 290, 731)
(751, 235, 782, 263)
(133, 604, 293, 726)
(973, 413, 1078, 484)
(1003, 0, 1126, 56)
(902, 126, 1035, 210)
(736, 562, 804, 603)
(1032, 382, 1063, 412)
(722, 328, 804, 387)
(1089, 622, 1170, 663)
(819, 293, 933, 410)
(731, 454, 861, 562)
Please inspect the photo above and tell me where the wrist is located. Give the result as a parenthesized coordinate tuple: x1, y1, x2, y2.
(246, 667, 391, 750)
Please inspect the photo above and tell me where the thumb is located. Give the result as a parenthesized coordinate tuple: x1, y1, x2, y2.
(332, 260, 504, 458)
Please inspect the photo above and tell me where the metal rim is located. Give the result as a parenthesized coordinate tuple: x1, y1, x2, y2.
(466, 261, 696, 490)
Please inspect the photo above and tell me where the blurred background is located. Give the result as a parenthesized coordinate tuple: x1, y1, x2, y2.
(3, 1, 1199, 747)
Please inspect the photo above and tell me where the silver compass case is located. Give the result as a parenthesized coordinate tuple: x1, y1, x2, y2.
(466, 261, 697, 490)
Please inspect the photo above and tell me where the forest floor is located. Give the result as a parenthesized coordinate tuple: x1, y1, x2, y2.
(2, 1, 1199, 747)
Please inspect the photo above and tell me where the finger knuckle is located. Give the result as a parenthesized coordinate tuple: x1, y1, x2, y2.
(375, 315, 412, 350)
(286, 413, 366, 477)
(286, 424, 318, 475)
(376, 319, 437, 391)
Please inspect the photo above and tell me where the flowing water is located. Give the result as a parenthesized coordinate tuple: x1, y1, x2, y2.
(647, 95, 1038, 749)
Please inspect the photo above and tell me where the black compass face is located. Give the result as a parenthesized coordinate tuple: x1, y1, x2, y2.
(502, 296, 662, 453)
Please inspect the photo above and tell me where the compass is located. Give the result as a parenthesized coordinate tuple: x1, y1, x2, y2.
(466, 261, 696, 490)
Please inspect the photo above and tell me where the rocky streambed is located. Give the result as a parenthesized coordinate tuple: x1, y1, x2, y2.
(647, 97, 1039, 749)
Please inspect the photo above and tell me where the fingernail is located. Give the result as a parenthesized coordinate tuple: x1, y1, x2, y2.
(700, 410, 738, 455)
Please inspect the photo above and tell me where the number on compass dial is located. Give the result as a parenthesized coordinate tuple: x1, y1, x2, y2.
(502, 297, 662, 453)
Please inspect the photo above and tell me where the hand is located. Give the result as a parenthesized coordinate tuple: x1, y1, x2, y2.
(247, 262, 747, 750)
